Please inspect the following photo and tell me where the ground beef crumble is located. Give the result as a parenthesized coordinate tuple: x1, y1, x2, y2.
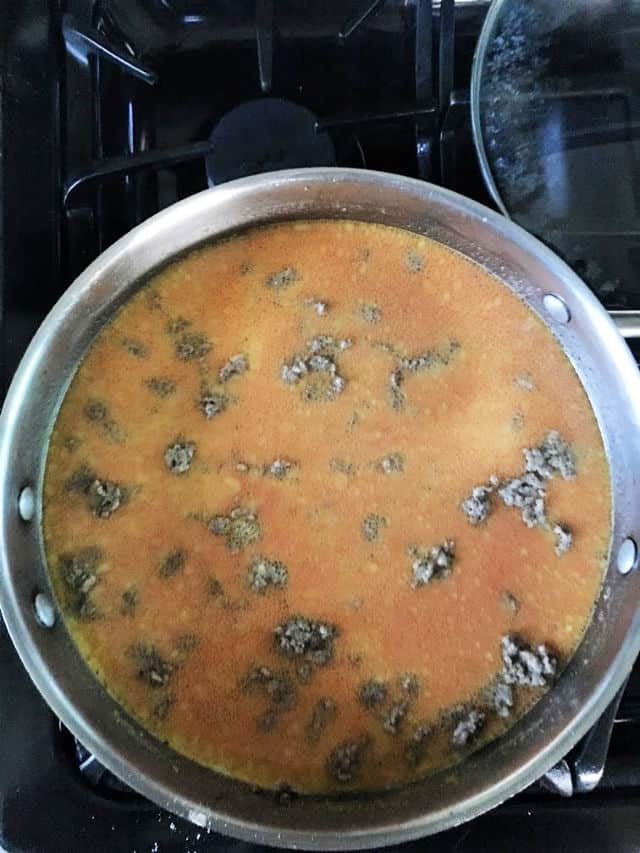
(461, 431, 576, 543)
(164, 440, 195, 474)
(59, 548, 102, 619)
(174, 331, 211, 361)
(208, 576, 224, 598)
(158, 549, 187, 578)
(60, 548, 102, 597)
(266, 267, 299, 290)
(498, 431, 576, 527)
(274, 616, 338, 666)
(514, 373, 535, 391)
(120, 587, 139, 616)
(524, 430, 576, 481)
(501, 635, 557, 688)
(384, 339, 461, 410)
(198, 388, 231, 419)
(497, 472, 547, 528)
(485, 678, 514, 718)
(399, 673, 420, 697)
(247, 556, 288, 592)
(409, 539, 455, 587)
(500, 591, 520, 615)
(305, 297, 329, 316)
(451, 708, 486, 747)
(360, 302, 381, 323)
(127, 642, 173, 688)
(264, 458, 295, 479)
(377, 452, 404, 474)
(208, 506, 262, 551)
(553, 522, 573, 556)
(382, 700, 409, 735)
(218, 353, 249, 383)
(330, 458, 357, 476)
(87, 478, 123, 518)
(242, 666, 296, 709)
(326, 737, 369, 784)
(404, 722, 431, 767)
(281, 336, 352, 401)
(460, 480, 497, 525)
(83, 398, 126, 443)
(258, 709, 279, 732)
(406, 249, 425, 272)
(362, 513, 387, 543)
(122, 337, 148, 358)
(357, 679, 388, 710)
(144, 377, 176, 397)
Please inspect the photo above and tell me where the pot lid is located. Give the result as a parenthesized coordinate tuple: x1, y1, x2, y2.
(472, 0, 640, 307)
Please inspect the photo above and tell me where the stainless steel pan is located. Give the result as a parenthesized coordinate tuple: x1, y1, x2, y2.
(1, 168, 639, 849)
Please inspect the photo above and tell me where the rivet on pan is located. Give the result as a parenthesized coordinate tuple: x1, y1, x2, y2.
(543, 293, 571, 324)
(18, 486, 35, 522)
(616, 538, 638, 575)
(34, 592, 56, 628)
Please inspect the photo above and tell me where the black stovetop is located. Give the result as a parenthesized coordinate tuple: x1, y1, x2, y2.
(1, 2, 640, 851)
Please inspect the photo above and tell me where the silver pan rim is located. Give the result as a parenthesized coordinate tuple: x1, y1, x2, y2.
(1, 167, 639, 849)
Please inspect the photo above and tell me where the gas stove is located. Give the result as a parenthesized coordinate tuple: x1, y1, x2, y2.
(2, 2, 640, 851)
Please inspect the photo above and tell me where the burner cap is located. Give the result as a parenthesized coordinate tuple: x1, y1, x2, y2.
(206, 98, 336, 186)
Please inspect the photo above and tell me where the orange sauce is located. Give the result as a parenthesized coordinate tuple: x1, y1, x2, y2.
(43, 220, 610, 793)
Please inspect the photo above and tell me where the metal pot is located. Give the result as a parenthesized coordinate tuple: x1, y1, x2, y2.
(1, 168, 639, 849)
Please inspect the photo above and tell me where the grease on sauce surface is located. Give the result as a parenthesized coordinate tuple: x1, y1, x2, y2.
(43, 220, 610, 794)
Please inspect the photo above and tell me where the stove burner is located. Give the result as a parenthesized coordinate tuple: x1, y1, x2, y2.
(65, 728, 138, 796)
(206, 98, 336, 186)
(74, 744, 126, 792)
